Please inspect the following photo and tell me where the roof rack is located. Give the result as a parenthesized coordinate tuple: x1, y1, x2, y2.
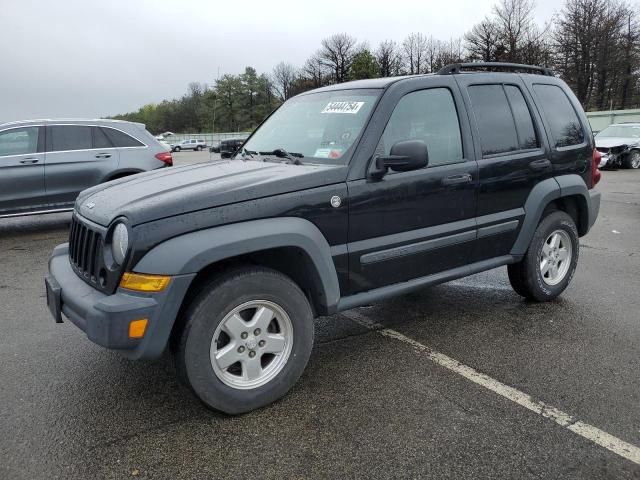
(437, 62, 555, 77)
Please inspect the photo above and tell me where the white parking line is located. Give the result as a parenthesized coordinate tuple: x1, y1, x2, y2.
(341, 309, 640, 465)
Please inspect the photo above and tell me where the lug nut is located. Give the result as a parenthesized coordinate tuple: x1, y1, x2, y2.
(259, 340, 266, 347)
(241, 332, 248, 339)
(254, 328, 261, 335)
(237, 346, 245, 353)
(249, 351, 256, 358)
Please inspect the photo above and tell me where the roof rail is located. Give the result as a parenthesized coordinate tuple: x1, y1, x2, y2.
(437, 62, 555, 77)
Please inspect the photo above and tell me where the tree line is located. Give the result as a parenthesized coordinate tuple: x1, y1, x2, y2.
(112, 0, 640, 134)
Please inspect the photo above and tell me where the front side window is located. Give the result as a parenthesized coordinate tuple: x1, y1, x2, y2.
(48, 125, 92, 152)
(242, 89, 379, 164)
(377, 88, 463, 167)
(533, 84, 585, 148)
(0, 127, 39, 157)
(103, 128, 145, 148)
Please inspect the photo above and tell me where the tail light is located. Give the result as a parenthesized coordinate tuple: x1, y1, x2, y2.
(155, 152, 173, 166)
(591, 148, 601, 187)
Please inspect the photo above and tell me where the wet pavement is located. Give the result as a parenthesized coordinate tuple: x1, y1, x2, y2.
(1, 168, 639, 479)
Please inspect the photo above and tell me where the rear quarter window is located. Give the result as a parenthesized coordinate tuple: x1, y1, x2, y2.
(102, 127, 145, 148)
(533, 84, 585, 148)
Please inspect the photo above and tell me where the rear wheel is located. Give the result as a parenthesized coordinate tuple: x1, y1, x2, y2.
(508, 210, 579, 302)
(175, 267, 314, 414)
(623, 150, 640, 169)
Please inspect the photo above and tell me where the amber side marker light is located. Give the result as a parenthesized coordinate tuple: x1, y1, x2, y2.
(129, 319, 148, 339)
(120, 272, 171, 292)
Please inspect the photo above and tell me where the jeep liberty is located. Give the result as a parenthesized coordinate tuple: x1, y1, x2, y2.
(46, 62, 601, 414)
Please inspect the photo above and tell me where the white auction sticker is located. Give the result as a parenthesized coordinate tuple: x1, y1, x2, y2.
(321, 101, 365, 114)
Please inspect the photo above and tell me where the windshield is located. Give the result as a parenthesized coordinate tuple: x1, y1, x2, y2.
(241, 89, 380, 164)
(597, 125, 640, 138)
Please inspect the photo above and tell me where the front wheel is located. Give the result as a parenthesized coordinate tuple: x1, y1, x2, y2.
(623, 150, 640, 169)
(196, 145, 203, 151)
(508, 210, 579, 302)
(175, 267, 314, 414)
(174, 146, 181, 152)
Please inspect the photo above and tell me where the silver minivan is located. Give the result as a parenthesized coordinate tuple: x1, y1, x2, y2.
(0, 119, 172, 218)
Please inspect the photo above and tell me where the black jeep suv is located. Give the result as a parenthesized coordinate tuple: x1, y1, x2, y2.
(46, 63, 601, 414)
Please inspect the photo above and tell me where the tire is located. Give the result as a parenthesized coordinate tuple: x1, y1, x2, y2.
(174, 146, 181, 152)
(196, 146, 202, 151)
(507, 210, 579, 302)
(175, 266, 314, 414)
(623, 150, 640, 169)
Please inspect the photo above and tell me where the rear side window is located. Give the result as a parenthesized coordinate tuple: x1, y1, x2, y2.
(48, 125, 92, 151)
(469, 85, 518, 156)
(533, 84, 585, 148)
(504, 86, 538, 150)
(378, 88, 463, 167)
(102, 127, 145, 148)
(0, 127, 39, 157)
(93, 127, 112, 148)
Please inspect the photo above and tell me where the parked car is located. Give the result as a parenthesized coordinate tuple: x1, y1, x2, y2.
(209, 142, 220, 153)
(595, 123, 640, 169)
(46, 62, 601, 414)
(219, 138, 245, 158)
(0, 119, 172, 218)
(171, 139, 207, 152)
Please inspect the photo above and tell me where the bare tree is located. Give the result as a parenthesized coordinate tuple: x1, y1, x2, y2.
(465, 18, 501, 61)
(303, 51, 328, 88)
(375, 40, 402, 77)
(320, 33, 358, 83)
(271, 62, 297, 102)
(402, 32, 429, 74)
(493, 0, 537, 62)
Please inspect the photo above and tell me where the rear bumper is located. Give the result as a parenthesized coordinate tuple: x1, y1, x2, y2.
(47, 243, 195, 360)
(588, 189, 601, 231)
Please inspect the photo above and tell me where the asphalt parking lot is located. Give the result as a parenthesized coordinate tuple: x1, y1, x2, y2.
(1, 160, 639, 479)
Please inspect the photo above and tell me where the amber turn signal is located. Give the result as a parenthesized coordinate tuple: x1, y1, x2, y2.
(120, 272, 171, 292)
(129, 319, 148, 339)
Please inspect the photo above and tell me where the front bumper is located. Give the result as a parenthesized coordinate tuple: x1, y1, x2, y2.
(46, 243, 195, 360)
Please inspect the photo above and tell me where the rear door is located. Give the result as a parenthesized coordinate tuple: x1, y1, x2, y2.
(455, 75, 552, 262)
(44, 124, 119, 207)
(0, 125, 46, 216)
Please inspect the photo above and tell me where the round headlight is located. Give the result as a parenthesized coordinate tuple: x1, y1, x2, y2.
(111, 222, 129, 265)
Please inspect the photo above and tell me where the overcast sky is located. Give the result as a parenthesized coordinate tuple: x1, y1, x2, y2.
(1, 0, 562, 123)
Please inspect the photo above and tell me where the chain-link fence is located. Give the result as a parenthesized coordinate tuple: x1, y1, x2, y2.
(160, 132, 251, 145)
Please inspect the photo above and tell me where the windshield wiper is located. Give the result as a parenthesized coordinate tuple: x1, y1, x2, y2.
(238, 148, 256, 159)
(259, 148, 304, 165)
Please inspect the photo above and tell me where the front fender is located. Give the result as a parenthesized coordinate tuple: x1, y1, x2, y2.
(133, 217, 341, 313)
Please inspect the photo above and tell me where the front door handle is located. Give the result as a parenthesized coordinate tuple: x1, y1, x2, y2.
(19, 158, 39, 164)
(442, 173, 472, 186)
(95, 153, 112, 159)
(529, 159, 552, 171)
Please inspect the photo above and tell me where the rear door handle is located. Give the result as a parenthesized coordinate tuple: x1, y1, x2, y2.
(19, 158, 39, 164)
(442, 173, 472, 186)
(95, 153, 111, 159)
(529, 159, 552, 171)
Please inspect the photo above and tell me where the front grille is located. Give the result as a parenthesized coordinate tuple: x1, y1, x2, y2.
(69, 215, 103, 286)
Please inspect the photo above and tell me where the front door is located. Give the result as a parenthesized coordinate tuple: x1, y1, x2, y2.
(0, 126, 46, 216)
(347, 85, 478, 294)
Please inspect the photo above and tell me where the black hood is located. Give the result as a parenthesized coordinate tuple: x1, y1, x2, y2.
(75, 160, 346, 226)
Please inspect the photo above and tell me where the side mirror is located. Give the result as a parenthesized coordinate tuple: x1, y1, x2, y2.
(371, 140, 429, 179)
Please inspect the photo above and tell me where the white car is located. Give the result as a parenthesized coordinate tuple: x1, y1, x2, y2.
(595, 123, 640, 169)
(170, 139, 207, 152)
